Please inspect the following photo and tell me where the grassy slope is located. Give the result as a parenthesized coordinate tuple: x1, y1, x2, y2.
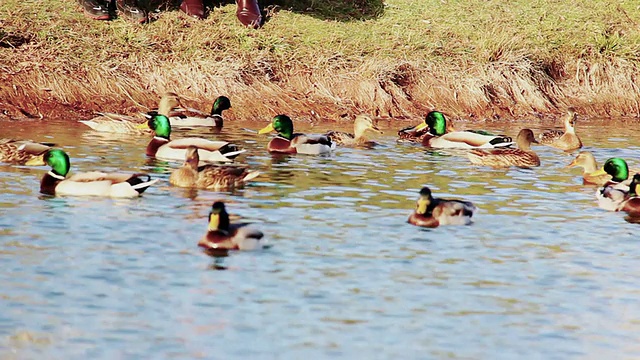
(1, 0, 639, 123)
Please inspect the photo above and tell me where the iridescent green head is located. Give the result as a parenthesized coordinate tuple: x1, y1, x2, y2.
(44, 149, 70, 177)
(208, 201, 230, 232)
(425, 111, 447, 136)
(603, 157, 629, 182)
(148, 114, 171, 139)
(211, 96, 231, 116)
(258, 114, 294, 140)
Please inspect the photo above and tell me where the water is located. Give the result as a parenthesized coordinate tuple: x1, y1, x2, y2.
(1, 117, 640, 359)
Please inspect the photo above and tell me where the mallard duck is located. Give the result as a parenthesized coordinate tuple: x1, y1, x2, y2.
(145, 114, 245, 163)
(258, 114, 335, 155)
(408, 187, 477, 228)
(538, 108, 582, 150)
(399, 111, 513, 148)
(79, 92, 181, 134)
(566, 151, 640, 186)
(198, 201, 266, 252)
(593, 158, 638, 211)
(619, 174, 640, 216)
(168, 96, 231, 130)
(467, 129, 540, 168)
(169, 146, 260, 190)
(32, 149, 158, 197)
(0, 139, 54, 165)
(326, 114, 382, 146)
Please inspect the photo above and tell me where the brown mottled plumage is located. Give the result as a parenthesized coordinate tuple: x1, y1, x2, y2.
(169, 146, 260, 190)
(467, 129, 540, 168)
(408, 187, 477, 228)
(326, 114, 382, 146)
(538, 108, 582, 150)
(0, 139, 54, 165)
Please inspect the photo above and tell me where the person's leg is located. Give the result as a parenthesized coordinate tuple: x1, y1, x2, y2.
(78, 0, 111, 20)
(236, 0, 261, 28)
(180, 0, 205, 19)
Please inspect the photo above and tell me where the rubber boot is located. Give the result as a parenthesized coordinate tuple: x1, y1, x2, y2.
(180, 0, 205, 19)
(236, 0, 261, 29)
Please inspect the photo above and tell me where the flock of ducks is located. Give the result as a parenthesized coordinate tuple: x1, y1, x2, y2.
(2, 93, 639, 255)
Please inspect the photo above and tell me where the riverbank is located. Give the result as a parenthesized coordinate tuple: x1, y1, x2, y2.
(1, 0, 639, 124)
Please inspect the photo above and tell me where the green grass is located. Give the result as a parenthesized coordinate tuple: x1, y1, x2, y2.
(1, 0, 639, 121)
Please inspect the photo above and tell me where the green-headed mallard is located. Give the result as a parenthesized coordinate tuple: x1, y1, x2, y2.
(198, 201, 266, 252)
(326, 114, 383, 146)
(538, 108, 582, 151)
(399, 111, 513, 148)
(408, 187, 477, 228)
(0, 139, 54, 165)
(566, 151, 640, 186)
(467, 129, 540, 168)
(593, 158, 638, 211)
(258, 115, 335, 155)
(145, 114, 245, 163)
(169, 146, 260, 190)
(79, 92, 181, 134)
(168, 96, 231, 130)
(33, 149, 158, 197)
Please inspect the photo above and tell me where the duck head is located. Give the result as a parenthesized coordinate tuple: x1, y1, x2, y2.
(424, 111, 447, 136)
(44, 149, 70, 177)
(592, 157, 629, 182)
(148, 114, 172, 139)
(208, 201, 231, 233)
(211, 96, 232, 116)
(158, 92, 182, 116)
(258, 115, 294, 140)
(515, 129, 538, 150)
(354, 114, 382, 138)
(415, 187, 434, 215)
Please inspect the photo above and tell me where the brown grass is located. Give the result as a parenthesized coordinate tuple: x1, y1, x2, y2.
(1, 0, 640, 124)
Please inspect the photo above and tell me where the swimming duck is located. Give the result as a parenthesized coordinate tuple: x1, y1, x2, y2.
(538, 108, 582, 151)
(145, 114, 244, 163)
(619, 174, 640, 216)
(325, 114, 383, 146)
(408, 187, 477, 228)
(168, 96, 231, 130)
(398, 111, 513, 148)
(33, 149, 158, 197)
(566, 151, 640, 186)
(258, 114, 335, 155)
(0, 139, 54, 165)
(593, 158, 638, 211)
(198, 201, 266, 253)
(467, 129, 540, 168)
(79, 92, 182, 134)
(169, 146, 260, 190)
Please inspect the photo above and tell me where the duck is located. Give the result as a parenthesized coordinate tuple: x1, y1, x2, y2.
(619, 174, 640, 216)
(467, 129, 540, 168)
(258, 114, 335, 155)
(566, 151, 640, 186)
(538, 108, 582, 150)
(168, 96, 231, 130)
(326, 114, 383, 146)
(32, 149, 158, 197)
(398, 111, 513, 148)
(169, 146, 260, 190)
(408, 187, 477, 228)
(78, 92, 182, 134)
(0, 139, 54, 165)
(198, 201, 266, 253)
(145, 113, 245, 163)
(593, 158, 638, 211)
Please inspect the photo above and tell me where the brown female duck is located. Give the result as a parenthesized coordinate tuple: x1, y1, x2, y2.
(467, 129, 540, 168)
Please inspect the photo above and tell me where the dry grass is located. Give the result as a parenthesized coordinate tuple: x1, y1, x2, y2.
(1, 0, 640, 123)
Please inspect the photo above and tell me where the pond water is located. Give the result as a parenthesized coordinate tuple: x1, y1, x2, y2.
(1, 116, 640, 359)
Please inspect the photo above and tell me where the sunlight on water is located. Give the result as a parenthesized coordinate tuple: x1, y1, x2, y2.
(1, 117, 640, 359)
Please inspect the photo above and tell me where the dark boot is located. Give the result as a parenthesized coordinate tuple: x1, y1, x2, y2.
(116, 0, 148, 23)
(180, 0, 205, 19)
(236, 0, 261, 29)
(78, 0, 111, 20)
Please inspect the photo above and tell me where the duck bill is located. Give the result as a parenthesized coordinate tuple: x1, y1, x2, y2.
(566, 159, 577, 168)
(413, 122, 429, 132)
(136, 122, 149, 129)
(370, 125, 383, 134)
(208, 213, 220, 231)
(25, 154, 45, 166)
(258, 123, 275, 134)
(590, 168, 608, 176)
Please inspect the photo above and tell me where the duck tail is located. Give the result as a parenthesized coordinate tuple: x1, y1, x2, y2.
(126, 174, 160, 194)
(242, 170, 261, 183)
